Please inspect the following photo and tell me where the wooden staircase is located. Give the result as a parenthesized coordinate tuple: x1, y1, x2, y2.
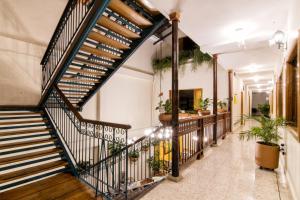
(54, 0, 166, 108)
(0, 109, 71, 192)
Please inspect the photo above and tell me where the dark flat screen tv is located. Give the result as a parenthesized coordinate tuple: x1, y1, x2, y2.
(179, 90, 194, 111)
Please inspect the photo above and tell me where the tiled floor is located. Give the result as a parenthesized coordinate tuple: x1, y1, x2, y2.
(141, 120, 293, 200)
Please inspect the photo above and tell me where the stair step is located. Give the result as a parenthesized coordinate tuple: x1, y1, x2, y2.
(61, 77, 100, 84)
(108, 0, 152, 28)
(73, 57, 112, 69)
(81, 45, 121, 60)
(0, 128, 51, 137)
(0, 160, 68, 184)
(68, 67, 104, 76)
(98, 16, 140, 39)
(0, 148, 63, 166)
(0, 138, 57, 151)
(0, 112, 42, 116)
(0, 116, 43, 120)
(0, 119, 47, 126)
(88, 31, 130, 50)
(58, 84, 93, 90)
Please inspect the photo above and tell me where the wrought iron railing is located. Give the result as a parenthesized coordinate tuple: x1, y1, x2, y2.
(84, 113, 231, 199)
(41, 0, 94, 91)
(43, 85, 131, 196)
(43, 85, 230, 199)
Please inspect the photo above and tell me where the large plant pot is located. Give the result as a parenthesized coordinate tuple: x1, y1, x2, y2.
(255, 142, 279, 170)
(159, 113, 172, 126)
(200, 110, 211, 116)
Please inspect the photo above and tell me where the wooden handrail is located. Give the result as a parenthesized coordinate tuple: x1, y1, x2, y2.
(54, 85, 131, 130)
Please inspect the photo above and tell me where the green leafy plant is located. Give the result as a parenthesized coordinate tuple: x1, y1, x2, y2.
(217, 100, 227, 109)
(156, 99, 172, 114)
(152, 47, 212, 74)
(258, 103, 270, 117)
(77, 161, 91, 174)
(108, 142, 125, 156)
(148, 152, 165, 174)
(199, 98, 211, 111)
(239, 116, 285, 145)
(128, 149, 140, 159)
(141, 143, 150, 151)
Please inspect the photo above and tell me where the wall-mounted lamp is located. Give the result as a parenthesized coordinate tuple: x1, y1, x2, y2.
(270, 30, 287, 50)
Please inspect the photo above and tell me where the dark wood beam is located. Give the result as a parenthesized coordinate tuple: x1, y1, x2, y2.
(228, 70, 233, 132)
(170, 11, 180, 178)
(213, 54, 218, 145)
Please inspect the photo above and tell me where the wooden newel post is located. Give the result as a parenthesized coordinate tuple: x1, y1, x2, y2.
(170, 12, 180, 179)
(212, 54, 218, 145)
(228, 70, 233, 132)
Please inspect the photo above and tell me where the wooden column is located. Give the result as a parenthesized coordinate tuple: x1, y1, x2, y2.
(170, 12, 180, 178)
(228, 70, 233, 132)
(213, 54, 218, 145)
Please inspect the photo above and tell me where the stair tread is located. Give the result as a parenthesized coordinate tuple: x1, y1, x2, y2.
(0, 138, 57, 150)
(61, 77, 100, 84)
(98, 16, 140, 39)
(0, 111, 42, 116)
(0, 119, 47, 126)
(0, 148, 63, 165)
(0, 128, 51, 137)
(109, 0, 152, 28)
(81, 45, 121, 60)
(0, 160, 68, 184)
(88, 31, 129, 50)
(58, 84, 93, 90)
(73, 57, 112, 68)
(68, 67, 104, 76)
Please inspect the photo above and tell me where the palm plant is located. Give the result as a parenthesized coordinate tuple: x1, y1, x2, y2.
(240, 116, 285, 145)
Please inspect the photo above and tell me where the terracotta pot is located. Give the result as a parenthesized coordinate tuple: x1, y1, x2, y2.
(129, 157, 139, 162)
(159, 113, 172, 125)
(200, 110, 211, 116)
(255, 142, 279, 169)
(218, 108, 227, 113)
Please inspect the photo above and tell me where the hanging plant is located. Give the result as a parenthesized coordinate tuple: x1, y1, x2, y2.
(152, 47, 212, 74)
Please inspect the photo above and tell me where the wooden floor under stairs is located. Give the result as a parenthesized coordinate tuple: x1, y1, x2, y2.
(0, 173, 102, 200)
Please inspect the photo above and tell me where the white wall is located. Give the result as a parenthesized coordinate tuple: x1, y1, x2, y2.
(0, 0, 66, 105)
(0, 36, 44, 105)
(152, 62, 229, 125)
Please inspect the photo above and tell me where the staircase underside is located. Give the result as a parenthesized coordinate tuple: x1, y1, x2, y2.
(0, 173, 102, 200)
(52, 0, 166, 108)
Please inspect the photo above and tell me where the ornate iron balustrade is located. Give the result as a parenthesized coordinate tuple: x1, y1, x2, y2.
(85, 113, 231, 199)
(43, 85, 130, 197)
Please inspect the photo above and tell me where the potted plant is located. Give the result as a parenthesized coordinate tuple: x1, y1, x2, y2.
(128, 149, 140, 162)
(239, 116, 285, 170)
(156, 99, 172, 125)
(141, 143, 150, 152)
(148, 152, 165, 176)
(199, 98, 211, 115)
(258, 103, 270, 117)
(217, 100, 228, 113)
(108, 142, 124, 156)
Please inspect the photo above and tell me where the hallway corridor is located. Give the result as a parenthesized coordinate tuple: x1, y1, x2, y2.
(142, 121, 293, 200)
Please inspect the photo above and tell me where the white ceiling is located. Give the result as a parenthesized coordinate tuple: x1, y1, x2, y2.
(148, 0, 289, 91)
